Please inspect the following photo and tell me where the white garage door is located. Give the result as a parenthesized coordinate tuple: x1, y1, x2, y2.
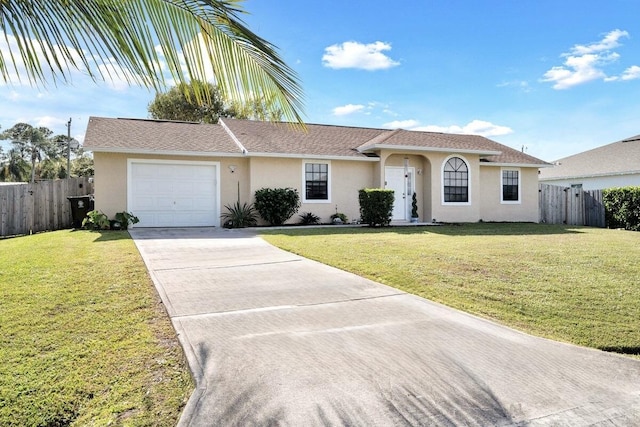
(129, 160, 219, 227)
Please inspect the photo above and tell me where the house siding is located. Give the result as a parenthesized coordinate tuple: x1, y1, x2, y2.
(93, 152, 249, 219)
(86, 118, 549, 227)
(479, 166, 539, 222)
(430, 152, 481, 223)
(248, 157, 374, 224)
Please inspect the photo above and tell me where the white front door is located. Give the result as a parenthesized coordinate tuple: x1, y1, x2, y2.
(385, 166, 414, 221)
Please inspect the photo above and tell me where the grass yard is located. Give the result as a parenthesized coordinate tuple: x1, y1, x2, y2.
(0, 230, 192, 427)
(260, 223, 640, 357)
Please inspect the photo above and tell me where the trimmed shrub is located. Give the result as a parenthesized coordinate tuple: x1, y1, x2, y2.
(359, 188, 394, 227)
(603, 186, 640, 231)
(254, 187, 301, 226)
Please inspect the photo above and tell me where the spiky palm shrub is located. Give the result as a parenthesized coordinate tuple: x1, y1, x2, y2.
(221, 202, 258, 228)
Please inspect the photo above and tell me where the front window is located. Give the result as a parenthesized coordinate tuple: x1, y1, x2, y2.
(502, 169, 520, 202)
(443, 157, 468, 203)
(304, 162, 329, 201)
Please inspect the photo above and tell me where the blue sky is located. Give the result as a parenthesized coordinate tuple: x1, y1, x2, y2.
(1, 0, 639, 161)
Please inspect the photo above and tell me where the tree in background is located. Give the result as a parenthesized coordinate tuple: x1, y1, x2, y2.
(148, 80, 283, 123)
(1, 1, 304, 124)
(148, 81, 228, 124)
(0, 123, 93, 181)
(0, 123, 54, 182)
(0, 149, 30, 182)
(71, 154, 94, 177)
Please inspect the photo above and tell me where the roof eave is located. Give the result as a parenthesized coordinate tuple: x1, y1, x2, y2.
(85, 147, 244, 157)
(358, 143, 502, 156)
(481, 162, 553, 168)
(540, 170, 640, 181)
(246, 152, 380, 162)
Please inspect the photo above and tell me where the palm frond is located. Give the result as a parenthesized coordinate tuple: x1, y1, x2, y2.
(0, 0, 305, 124)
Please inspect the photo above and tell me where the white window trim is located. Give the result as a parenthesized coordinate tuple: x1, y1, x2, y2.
(441, 154, 471, 206)
(302, 160, 331, 204)
(500, 167, 521, 204)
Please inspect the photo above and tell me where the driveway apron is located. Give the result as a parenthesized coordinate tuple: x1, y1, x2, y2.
(130, 227, 640, 426)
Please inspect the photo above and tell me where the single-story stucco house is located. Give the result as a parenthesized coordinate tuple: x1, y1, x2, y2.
(539, 134, 640, 191)
(83, 116, 550, 227)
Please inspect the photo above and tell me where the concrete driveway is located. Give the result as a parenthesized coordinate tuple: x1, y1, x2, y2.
(130, 227, 640, 426)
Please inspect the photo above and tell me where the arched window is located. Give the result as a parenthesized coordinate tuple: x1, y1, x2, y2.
(443, 157, 468, 203)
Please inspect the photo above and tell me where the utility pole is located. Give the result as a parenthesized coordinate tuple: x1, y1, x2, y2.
(66, 118, 72, 179)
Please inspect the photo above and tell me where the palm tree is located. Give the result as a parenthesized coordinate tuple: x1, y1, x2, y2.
(0, 149, 30, 182)
(0, 0, 304, 124)
(1, 123, 54, 182)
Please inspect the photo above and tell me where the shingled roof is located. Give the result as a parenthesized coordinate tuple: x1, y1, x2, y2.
(539, 135, 640, 180)
(84, 117, 241, 155)
(220, 118, 384, 159)
(84, 116, 549, 166)
(222, 119, 548, 165)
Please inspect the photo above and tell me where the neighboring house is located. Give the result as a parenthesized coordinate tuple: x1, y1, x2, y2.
(83, 117, 549, 228)
(539, 135, 640, 191)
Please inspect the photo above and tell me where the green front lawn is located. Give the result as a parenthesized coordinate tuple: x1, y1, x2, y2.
(0, 230, 192, 427)
(261, 223, 640, 356)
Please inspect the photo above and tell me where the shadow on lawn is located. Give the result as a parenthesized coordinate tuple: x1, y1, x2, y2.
(77, 229, 132, 242)
(260, 223, 587, 237)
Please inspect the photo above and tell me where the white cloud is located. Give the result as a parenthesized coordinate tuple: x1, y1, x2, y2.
(571, 29, 628, 55)
(7, 91, 20, 101)
(621, 65, 640, 81)
(383, 119, 419, 128)
(497, 80, 532, 92)
(34, 116, 68, 129)
(409, 120, 513, 137)
(542, 29, 638, 89)
(332, 104, 365, 116)
(322, 41, 400, 70)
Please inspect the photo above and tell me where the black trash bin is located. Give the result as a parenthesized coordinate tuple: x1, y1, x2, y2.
(67, 195, 94, 228)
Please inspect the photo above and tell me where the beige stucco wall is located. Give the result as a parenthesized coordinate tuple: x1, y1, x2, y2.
(479, 166, 540, 222)
(248, 157, 375, 224)
(92, 152, 248, 219)
(428, 152, 482, 223)
(93, 149, 540, 227)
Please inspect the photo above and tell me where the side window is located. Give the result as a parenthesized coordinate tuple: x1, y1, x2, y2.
(304, 162, 330, 202)
(501, 169, 520, 203)
(443, 157, 469, 203)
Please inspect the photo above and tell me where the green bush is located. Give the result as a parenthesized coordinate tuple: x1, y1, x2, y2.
(113, 211, 140, 230)
(603, 186, 640, 231)
(358, 188, 394, 227)
(330, 212, 348, 224)
(82, 210, 110, 230)
(254, 187, 301, 226)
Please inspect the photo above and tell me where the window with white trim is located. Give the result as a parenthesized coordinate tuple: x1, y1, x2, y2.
(303, 161, 330, 202)
(443, 157, 469, 203)
(501, 168, 520, 203)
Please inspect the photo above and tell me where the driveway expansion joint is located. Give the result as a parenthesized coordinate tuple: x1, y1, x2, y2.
(170, 292, 407, 320)
(152, 258, 303, 272)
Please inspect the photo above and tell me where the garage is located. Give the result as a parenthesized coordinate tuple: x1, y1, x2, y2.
(128, 160, 220, 227)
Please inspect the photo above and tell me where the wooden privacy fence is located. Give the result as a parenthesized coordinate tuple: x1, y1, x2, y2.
(539, 183, 605, 227)
(0, 177, 93, 237)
